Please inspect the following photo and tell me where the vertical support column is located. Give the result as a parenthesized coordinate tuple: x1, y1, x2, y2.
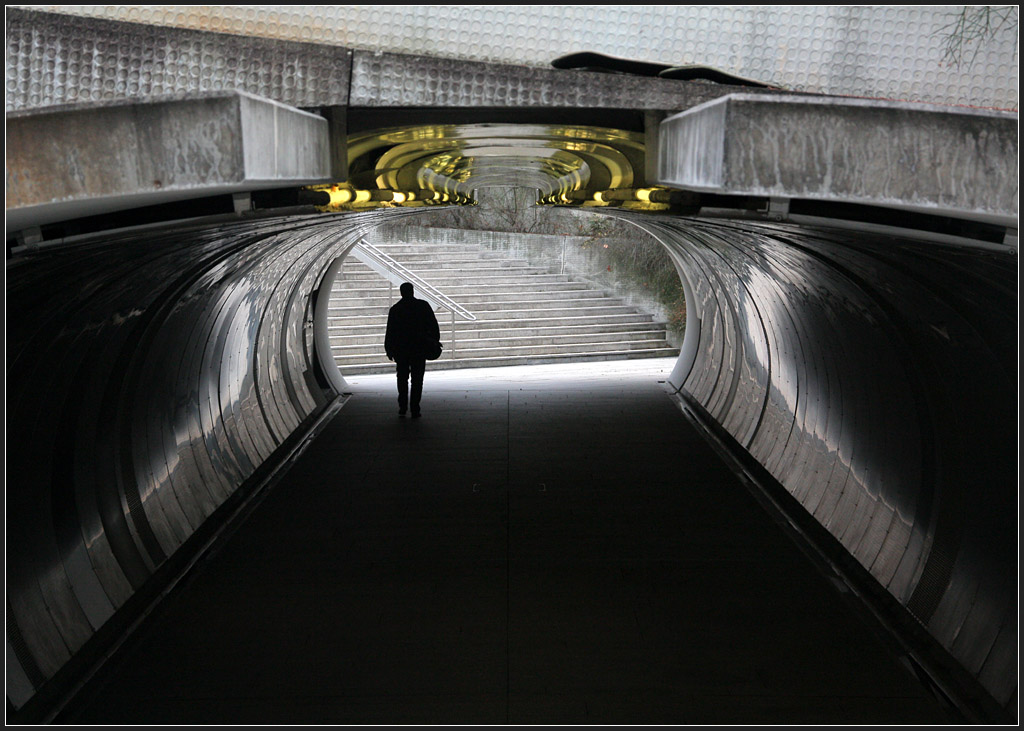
(643, 111, 668, 187)
(12, 227, 44, 250)
(232, 192, 252, 214)
(320, 105, 349, 182)
(450, 309, 456, 360)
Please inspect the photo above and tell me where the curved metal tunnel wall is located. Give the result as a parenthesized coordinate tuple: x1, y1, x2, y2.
(627, 213, 1017, 714)
(6, 209, 1017, 719)
(6, 208, 410, 713)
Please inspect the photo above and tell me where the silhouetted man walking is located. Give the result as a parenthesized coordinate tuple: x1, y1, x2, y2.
(385, 282, 440, 418)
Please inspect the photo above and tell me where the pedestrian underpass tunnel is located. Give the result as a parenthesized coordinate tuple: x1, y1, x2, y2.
(5, 7, 1019, 724)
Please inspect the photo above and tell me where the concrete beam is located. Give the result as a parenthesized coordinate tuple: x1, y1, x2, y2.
(658, 93, 1019, 225)
(6, 91, 332, 232)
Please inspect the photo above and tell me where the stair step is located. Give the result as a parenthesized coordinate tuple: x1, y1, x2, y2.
(331, 330, 672, 351)
(334, 341, 676, 365)
(368, 243, 499, 252)
(328, 296, 630, 316)
(336, 348, 681, 375)
(334, 337, 672, 359)
(329, 312, 659, 330)
(328, 320, 670, 341)
(328, 307, 651, 327)
(336, 271, 562, 286)
(332, 283, 600, 298)
(330, 285, 598, 302)
(340, 256, 530, 269)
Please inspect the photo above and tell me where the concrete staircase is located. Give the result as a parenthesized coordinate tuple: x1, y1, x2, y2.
(328, 241, 679, 374)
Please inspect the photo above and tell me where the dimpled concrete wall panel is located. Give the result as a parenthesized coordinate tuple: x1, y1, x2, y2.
(10, 5, 1018, 109)
(4, 8, 353, 111)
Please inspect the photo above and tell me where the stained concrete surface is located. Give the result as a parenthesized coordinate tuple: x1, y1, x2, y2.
(5, 91, 331, 233)
(658, 93, 1019, 225)
(62, 359, 953, 724)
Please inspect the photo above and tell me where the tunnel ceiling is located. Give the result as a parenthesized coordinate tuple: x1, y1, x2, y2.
(318, 123, 677, 212)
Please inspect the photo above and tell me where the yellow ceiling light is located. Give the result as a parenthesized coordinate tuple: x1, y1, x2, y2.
(329, 186, 353, 205)
(342, 122, 648, 210)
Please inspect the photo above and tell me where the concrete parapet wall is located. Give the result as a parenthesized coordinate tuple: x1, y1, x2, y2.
(5, 91, 331, 231)
(659, 94, 1019, 224)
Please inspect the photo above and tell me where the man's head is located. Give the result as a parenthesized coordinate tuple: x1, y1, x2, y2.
(400, 282, 414, 298)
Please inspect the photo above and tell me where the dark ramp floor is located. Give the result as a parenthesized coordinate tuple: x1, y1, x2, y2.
(64, 360, 953, 725)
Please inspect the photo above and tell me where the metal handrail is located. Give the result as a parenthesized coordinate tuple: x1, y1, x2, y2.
(351, 239, 477, 321)
(348, 238, 476, 361)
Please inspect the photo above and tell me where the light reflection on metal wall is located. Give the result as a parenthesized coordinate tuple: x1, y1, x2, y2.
(620, 212, 1016, 712)
(4, 208, 415, 711)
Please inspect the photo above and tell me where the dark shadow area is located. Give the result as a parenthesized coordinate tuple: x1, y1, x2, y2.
(56, 365, 956, 725)
(346, 107, 648, 135)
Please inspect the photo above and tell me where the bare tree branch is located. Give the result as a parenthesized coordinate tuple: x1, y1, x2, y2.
(937, 6, 1018, 70)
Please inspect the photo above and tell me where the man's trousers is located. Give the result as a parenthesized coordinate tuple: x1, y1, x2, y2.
(395, 357, 426, 414)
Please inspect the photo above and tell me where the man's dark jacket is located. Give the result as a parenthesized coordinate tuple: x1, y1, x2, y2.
(385, 296, 441, 361)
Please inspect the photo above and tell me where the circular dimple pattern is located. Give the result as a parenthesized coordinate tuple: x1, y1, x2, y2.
(7, 5, 1018, 110)
(6, 8, 352, 110)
